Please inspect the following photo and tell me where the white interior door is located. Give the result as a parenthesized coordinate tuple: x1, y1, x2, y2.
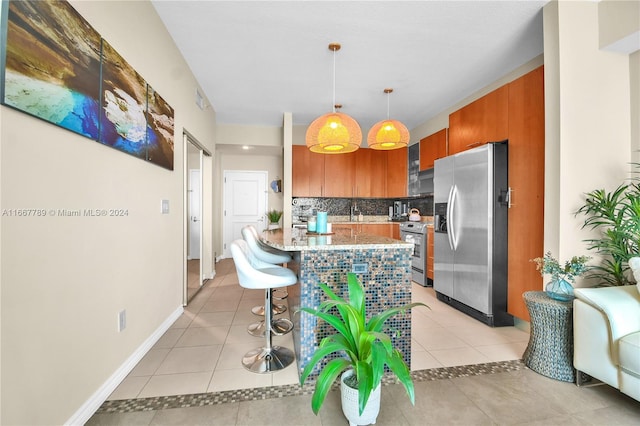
(223, 170, 267, 257)
(188, 169, 201, 259)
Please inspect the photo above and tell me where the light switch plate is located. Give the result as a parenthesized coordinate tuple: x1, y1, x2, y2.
(161, 199, 170, 214)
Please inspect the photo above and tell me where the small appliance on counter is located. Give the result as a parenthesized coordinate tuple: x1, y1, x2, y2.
(391, 201, 408, 221)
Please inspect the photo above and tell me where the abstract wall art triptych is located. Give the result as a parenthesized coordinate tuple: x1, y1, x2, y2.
(0, 0, 175, 170)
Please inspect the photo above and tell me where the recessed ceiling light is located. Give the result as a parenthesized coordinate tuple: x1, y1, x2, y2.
(242, 145, 249, 150)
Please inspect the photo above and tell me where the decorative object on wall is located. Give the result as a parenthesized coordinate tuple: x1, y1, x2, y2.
(146, 85, 175, 170)
(1, 0, 101, 140)
(270, 178, 282, 193)
(305, 43, 361, 154)
(368, 88, 410, 150)
(99, 39, 149, 161)
(1, 0, 175, 170)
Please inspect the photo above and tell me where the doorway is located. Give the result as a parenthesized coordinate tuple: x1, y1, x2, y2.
(184, 134, 209, 303)
(222, 170, 268, 257)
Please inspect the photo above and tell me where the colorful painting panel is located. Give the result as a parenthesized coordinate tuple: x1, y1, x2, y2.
(99, 39, 148, 161)
(147, 85, 175, 170)
(2, 0, 101, 139)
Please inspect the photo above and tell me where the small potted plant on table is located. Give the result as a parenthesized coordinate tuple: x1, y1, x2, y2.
(532, 251, 591, 301)
(299, 272, 427, 425)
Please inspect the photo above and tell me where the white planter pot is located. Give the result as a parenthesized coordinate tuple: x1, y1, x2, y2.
(267, 223, 280, 230)
(340, 370, 381, 426)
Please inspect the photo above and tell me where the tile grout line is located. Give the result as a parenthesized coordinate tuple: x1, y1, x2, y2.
(97, 359, 525, 414)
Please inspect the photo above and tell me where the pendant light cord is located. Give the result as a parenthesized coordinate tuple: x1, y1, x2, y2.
(332, 47, 336, 113)
(387, 91, 390, 120)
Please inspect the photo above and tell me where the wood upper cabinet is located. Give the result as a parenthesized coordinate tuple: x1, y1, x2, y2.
(506, 66, 545, 322)
(385, 147, 408, 197)
(419, 128, 448, 170)
(292, 145, 325, 196)
(323, 152, 355, 197)
(292, 146, 405, 198)
(354, 148, 386, 197)
(448, 85, 509, 155)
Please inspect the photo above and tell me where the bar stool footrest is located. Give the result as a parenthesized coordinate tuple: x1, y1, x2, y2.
(248, 318, 293, 337)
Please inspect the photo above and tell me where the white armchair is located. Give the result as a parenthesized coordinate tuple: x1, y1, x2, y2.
(573, 284, 640, 402)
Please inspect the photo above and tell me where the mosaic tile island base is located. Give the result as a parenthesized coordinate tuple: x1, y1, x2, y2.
(261, 228, 415, 378)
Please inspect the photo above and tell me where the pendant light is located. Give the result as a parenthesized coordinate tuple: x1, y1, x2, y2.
(368, 88, 410, 150)
(306, 43, 362, 154)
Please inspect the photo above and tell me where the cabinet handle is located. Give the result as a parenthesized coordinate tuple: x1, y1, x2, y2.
(506, 187, 514, 209)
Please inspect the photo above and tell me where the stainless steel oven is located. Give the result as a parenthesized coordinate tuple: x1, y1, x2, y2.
(400, 222, 428, 286)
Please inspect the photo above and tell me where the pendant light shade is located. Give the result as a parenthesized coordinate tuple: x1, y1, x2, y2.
(368, 88, 410, 150)
(306, 110, 362, 154)
(306, 43, 362, 154)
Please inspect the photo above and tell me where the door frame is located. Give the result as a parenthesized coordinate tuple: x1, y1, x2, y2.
(183, 132, 212, 305)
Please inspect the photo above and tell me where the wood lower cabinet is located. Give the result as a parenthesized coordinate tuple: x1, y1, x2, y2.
(427, 226, 434, 280)
(448, 85, 508, 155)
(385, 147, 408, 197)
(332, 223, 398, 239)
(506, 66, 545, 321)
(292, 145, 325, 196)
(419, 129, 448, 170)
(360, 223, 393, 238)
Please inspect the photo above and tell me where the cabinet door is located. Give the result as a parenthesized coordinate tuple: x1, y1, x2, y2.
(448, 85, 508, 155)
(427, 226, 434, 280)
(385, 147, 408, 197)
(391, 223, 400, 240)
(323, 152, 356, 197)
(360, 223, 393, 238)
(292, 145, 324, 196)
(506, 66, 545, 321)
(419, 129, 447, 170)
(355, 149, 386, 197)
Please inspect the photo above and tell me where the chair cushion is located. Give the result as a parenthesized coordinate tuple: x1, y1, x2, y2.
(628, 256, 640, 294)
(619, 331, 640, 377)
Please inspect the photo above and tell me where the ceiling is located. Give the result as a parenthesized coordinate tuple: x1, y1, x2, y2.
(152, 1, 549, 145)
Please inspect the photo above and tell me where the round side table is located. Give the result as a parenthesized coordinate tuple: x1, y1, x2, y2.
(522, 291, 575, 382)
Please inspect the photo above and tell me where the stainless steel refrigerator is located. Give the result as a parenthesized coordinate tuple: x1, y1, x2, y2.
(433, 142, 512, 326)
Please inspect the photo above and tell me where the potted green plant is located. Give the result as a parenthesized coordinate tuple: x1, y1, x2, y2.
(299, 272, 427, 425)
(576, 164, 640, 286)
(266, 209, 283, 230)
(532, 251, 590, 301)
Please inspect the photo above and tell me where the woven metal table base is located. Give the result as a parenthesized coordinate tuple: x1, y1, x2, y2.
(523, 291, 575, 382)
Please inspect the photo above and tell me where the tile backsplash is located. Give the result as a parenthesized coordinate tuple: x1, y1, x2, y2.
(292, 196, 433, 221)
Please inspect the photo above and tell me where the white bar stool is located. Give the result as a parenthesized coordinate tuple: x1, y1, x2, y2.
(241, 226, 292, 335)
(230, 239, 297, 373)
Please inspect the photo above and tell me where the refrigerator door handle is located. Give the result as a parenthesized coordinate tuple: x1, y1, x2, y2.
(446, 185, 455, 251)
(450, 184, 459, 250)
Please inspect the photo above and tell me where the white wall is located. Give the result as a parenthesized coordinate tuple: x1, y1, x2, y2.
(544, 0, 635, 280)
(0, 1, 216, 424)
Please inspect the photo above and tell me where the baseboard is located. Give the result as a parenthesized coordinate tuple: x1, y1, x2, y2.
(65, 305, 184, 425)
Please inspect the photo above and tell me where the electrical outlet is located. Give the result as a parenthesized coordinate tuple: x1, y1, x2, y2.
(118, 309, 127, 332)
(352, 263, 368, 274)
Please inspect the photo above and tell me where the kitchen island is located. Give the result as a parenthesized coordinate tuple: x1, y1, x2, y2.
(260, 227, 414, 377)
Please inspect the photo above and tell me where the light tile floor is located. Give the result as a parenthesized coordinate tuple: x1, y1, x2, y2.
(108, 258, 530, 400)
